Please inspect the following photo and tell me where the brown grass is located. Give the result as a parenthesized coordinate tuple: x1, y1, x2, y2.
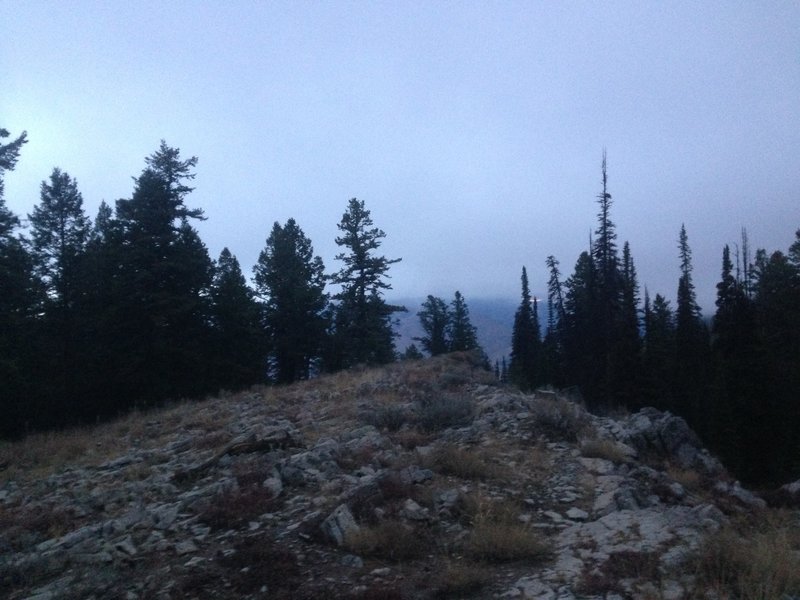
(431, 561, 491, 598)
(455, 492, 551, 563)
(690, 510, 800, 599)
(425, 445, 503, 481)
(580, 438, 629, 463)
(345, 520, 433, 562)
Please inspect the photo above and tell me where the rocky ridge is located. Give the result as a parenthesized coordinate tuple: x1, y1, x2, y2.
(0, 352, 794, 599)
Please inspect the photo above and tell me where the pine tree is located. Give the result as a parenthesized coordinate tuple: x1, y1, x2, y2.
(641, 291, 676, 410)
(328, 198, 403, 369)
(416, 295, 450, 356)
(209, 248, 265, 389)
(509, 266, 541, 389)
(542, 255, 566, 386)
(674, 224, 710, 433)
(563, 250, 602, 408)
(28, 168, 91, 422)
(447, 291, 480, 353)
(0, 127, 38, 436)
(254, 218, 328, 383)
(111, 142, 211, 406)
(615, 241, 642, 406)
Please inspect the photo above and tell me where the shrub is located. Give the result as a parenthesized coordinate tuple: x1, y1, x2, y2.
(691, 514, 800, 599)
(463, 522, 551, 563)
(578, 550, 661, 594)
(417, 393, 474, 432)
(426, 445, 497, 480)
(362, 405, 410, 432)
(196, 486, 281, 531)
(345, 520, 432, 562)
(527, 397, 588, 442)
(432, 561, 491, 598)
(580, 438, 629, 463)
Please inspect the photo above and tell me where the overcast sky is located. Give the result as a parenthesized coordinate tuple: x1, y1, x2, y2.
(2, 1, 798, 312)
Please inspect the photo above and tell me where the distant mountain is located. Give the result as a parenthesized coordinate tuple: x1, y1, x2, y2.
(391, 296, 518, 365)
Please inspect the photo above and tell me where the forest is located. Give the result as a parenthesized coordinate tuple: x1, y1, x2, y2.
(1, 128, 798, 487)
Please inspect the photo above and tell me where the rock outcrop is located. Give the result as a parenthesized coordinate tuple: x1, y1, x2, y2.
(0, 352, 788, 599)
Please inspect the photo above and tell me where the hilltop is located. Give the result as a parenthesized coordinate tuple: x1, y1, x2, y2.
(1, 352, 798, 599)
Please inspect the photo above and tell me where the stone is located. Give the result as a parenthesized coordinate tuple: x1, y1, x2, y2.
(320, 504, 360, 546)
(565, 507, 588, 521)
(175, 540, 198, 555)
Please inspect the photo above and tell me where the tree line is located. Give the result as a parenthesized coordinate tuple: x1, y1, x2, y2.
(1, 129, 443, 437)
(507, 152, 800, 487)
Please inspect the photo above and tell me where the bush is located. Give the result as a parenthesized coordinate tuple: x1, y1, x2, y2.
(463, 522, 551, 563)
(527, 397, 588, 442)
(417, 393, 474, 432)
(579, 438, 629, 463)
(345, 520, 432, 562)
(691, 514, 800, 599)
(362, 405, 410, 432)
(426, 445, 498, 480)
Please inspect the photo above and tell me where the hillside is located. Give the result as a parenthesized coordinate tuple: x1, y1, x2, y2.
(1, 352, 798, 599)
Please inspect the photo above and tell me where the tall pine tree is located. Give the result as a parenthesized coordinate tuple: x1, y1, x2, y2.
(509, 266, 541, 389)
(254, 218, 328, 383)
(328, 198, 403, 369)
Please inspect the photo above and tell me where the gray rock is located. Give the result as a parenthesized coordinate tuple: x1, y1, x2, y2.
(175, 539, 198, 555)
(565, 507, 589, 521)
(321, 504, 360, 546)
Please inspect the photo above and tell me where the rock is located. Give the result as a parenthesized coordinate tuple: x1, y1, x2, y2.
(565, 507, 588, 521)
(320, 504, 360, 546)
(714, 481, 767, 510)
(175, 540, 198, 555)
(113, 535, 137, 557)
(400, 498, 429, 521)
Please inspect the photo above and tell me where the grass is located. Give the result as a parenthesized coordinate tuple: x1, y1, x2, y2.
(345, 520, 433, 562)
(690, 510, 800, 599)
(527, 396, 588, 442)
(425, 444, 503, 480)
(580, 437, 629, 463)
(417, 393, 475, 432)
(456, 492, 552, 563)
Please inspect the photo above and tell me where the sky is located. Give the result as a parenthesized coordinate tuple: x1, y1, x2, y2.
(2, 1, 799, 312)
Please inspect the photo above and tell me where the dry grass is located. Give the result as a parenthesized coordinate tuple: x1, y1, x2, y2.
(417, 393, 475, 432)
(454, 492, 552, 563)
(425, 444, 503, 481)
(431, 561, 491, 598)
(580, 438, 629, 463)
(666, 465, 705, 494)
(463, 521, 551, 563)
(690, 510, 800, 599)
(527, 396, 589, 442)
(345, 520, 433, 562)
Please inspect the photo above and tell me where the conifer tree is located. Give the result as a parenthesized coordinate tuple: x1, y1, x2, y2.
(209, 248, 265, 389)
(416, 295, 450, 356)
(28, 168, 91, 421)
(447, 291, 480, 353)
(641, 291, 676, 410)
(254, 218, 328, 383)
(328, 198, 403, 369)
(674, 224, 710, 433)
(0, 127, 37, 436)
(111, 142, 211, 405)
(509, 266, 541, 389)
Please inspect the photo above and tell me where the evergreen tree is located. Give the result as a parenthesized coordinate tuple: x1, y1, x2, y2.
(416, 295, 450, 356)
(328, 198, 403, 369)
(542, 255, 566, 386)
(0, 128, 38, 436)
(447, 291, 480, 352)
(111, 142, 211, 405)
(615, 241, 642, 406)
(674, 224, 710, 433)
(509, 266, 541, 389)
(563, 250, 602, 408)
(28, 168, 91, 422)
(401, 344, 424, 360)
(209, 248, 265, 389)
(751, 247, 800, 483)
(254, 218, 328, 383)
(641, 291, 676, 410)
